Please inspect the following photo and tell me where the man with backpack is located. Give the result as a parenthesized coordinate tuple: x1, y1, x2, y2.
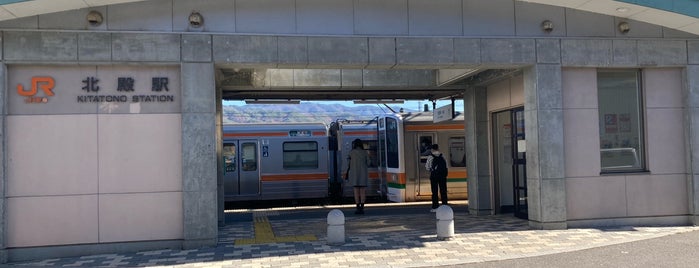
(425, 144, 448, 212)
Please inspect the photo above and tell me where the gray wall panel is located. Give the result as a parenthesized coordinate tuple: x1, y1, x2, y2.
(4, 31, 77, 61)
(612, 39, 638, 66)
(354, 0, 408, 35)
(368, 38, 396, 68)
(182, 35, 212, 63)
(212, 35, 278, 66)
(0, 16, 37, 29)
(296, 0, 353, 35)
(408, 0, 462, 36)
(78, 33, 111, 62)
(481, 39, 535, 65)
(235, 0, 295, 34)
(463, 0, 514, 36)
(396, 38, 454, 67)
(112, 33, 180, 62)
(565, 9, 614, 37)
(308, 37, 368, 67)
(561, 39, 613, 66)
(638, 40, 687, 66)
(454, 38, 481, 66)
(278, 36, 308, 68)
(536, 39, 561, 64)
(107, 0, 173, 31)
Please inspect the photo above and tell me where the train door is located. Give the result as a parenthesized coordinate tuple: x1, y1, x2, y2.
(416, 133, 435, 197)
(223, 140, 260, 196)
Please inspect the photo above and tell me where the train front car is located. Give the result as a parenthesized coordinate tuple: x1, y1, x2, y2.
(222, 123, 330, 202)
(378, 112, 468, 202)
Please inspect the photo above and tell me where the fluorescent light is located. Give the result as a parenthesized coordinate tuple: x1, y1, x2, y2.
(353, 99, 405, 104)
(244, 99, 301, 104)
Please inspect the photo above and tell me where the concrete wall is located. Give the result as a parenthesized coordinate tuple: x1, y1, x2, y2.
(563, 68, 690, 226)
(487, 76, 524, 112)
(4, 65, 184, 250)
(0, 0, 695, 38)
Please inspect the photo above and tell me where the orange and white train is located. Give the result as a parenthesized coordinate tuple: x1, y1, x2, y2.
(222, 112, 467, 203)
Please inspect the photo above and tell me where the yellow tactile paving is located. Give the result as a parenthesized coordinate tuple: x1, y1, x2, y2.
(235, 214, 317, 245)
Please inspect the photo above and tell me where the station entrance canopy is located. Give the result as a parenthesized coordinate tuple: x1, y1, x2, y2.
(216, 67, 519, 101)
(2, 0, 699, 35)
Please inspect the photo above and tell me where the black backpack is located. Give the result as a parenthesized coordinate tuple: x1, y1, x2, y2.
(431, 154, 448, 177)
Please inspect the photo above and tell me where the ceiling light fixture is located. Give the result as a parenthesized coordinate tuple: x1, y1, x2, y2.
(189, 11, 204, 28)
(353, 99, 405, 104)
(86, 10, 103, 27)
(618, 21, 631, 34)
(541, 20, 554, 33)
(244, 99, 301, 104)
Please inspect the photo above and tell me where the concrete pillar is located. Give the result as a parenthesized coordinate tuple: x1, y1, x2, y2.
(464, 87, 492, 215)
(0, 63, 7, 263)
(181, 63, 218, 248)
(684, 65, 699, 225)
(524, 64, 567, 230)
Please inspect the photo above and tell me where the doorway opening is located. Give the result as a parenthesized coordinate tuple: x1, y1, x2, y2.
(492, 107, 528, 219)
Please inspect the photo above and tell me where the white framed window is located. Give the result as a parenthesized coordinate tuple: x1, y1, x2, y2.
(597, 70, 646, 172)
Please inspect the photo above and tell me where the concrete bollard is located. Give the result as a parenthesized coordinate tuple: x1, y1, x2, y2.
(436, 205, 454, 241)
(327, 209, 345, 245)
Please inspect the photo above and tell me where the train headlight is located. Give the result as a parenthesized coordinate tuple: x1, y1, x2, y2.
(391, 173, 398, 182)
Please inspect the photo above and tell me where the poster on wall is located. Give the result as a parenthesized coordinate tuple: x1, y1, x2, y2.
(604, 114, 618, 133)
(619, 113, 631, 132)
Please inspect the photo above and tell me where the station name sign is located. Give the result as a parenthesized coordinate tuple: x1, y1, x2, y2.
(8, 65, 181, 115)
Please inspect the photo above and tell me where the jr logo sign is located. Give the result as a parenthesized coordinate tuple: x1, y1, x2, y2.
(17, 76, 55, 103)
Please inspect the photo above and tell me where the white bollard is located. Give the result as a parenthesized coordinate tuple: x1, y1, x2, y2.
(327, 209, 345, 245)
(436, 205, 454, 241)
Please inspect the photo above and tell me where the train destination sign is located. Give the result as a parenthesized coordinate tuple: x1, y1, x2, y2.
(8, 65, 181, 115)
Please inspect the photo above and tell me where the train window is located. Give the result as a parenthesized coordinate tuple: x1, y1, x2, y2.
(449, 137, 466, 167)
(363, 140, 379, 168)
(378, 130, 386, 168)
(386, 117, 399, 168)
(241, 142, 257, 171)
(283, 141, 319, 169)
(223, 144, 236, 172)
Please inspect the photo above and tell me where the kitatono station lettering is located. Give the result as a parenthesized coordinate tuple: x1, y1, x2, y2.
(77, 95, 175, 103)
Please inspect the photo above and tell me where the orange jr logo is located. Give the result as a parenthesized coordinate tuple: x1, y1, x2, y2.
(17, 76, 55, 103)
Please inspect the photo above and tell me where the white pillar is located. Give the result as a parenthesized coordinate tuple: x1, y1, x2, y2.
(327, 209, 345, 245)
(436, 205, 454, 241)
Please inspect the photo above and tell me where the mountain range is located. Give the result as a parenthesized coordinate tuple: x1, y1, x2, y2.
(222, 103, 408, 124)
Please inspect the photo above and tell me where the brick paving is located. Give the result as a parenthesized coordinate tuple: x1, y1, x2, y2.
(8, 202, 699, 268)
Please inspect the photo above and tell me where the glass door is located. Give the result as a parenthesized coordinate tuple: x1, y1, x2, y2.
(512, 108, 528, 219)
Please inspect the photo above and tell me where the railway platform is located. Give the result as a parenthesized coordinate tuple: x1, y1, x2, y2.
(7, 201, 699, 267)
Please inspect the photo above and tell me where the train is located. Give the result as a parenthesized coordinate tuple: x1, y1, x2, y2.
(221, 111, 467, 203)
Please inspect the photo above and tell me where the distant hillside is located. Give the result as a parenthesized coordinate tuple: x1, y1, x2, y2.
(222, 103, 407, 124)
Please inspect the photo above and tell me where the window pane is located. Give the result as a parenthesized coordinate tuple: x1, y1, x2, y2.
(223, 143, 236, 172)
(363, 140, 379, 168)
(386, 117, 399, 168)
(283, 141, 318, 169)
(241, 143, 257, 171)
(449, 137, 466, 167)
(597, 70, 644, 172)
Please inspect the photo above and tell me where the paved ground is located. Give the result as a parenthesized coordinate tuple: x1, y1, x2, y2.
(5, 201, 699, 267)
